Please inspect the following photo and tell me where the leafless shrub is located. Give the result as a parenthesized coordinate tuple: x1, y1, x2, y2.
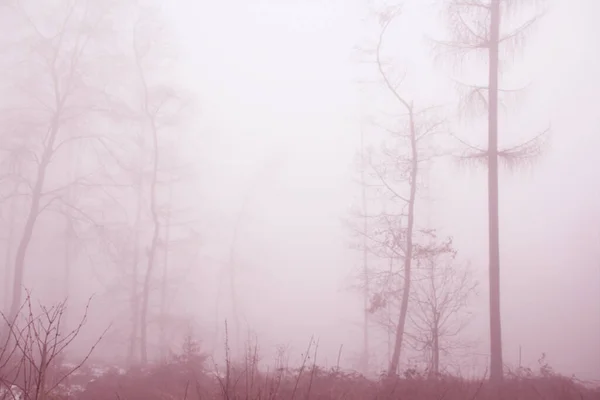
(0, 292, 106, 400)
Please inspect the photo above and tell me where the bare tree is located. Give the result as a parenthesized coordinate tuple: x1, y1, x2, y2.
(128, 175, 144, 366)
(134, 20, 164, 367)
(92, 121, 198, 366)
(0, 0, 126, 323)
(407, 245, 477, 376)
(129, 9, 190, 365)
(375, 12, 438, 378)
(358, 125, 371, 375)
(95, 185, 199, 368)
(433, 0, 548, 382)
(351, 6, 447, 376)
(0, 0, 196, 370)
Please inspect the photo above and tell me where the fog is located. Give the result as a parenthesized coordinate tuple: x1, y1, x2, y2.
(1, 0, 599, 391)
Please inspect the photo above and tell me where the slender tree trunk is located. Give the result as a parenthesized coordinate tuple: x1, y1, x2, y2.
(159, 183, 173, 362)
(432, 313, 440, 376)
(140, 174, 160, 364)
(62, 140, 78, 332)
(140, 225, 160, 365)
(36, 344, 48, 400)
(139, 117, 161, 365)
(388, 109, 418, 376)
(488, 0, 503, 383)
(127, 173, 144, 366)
(62, 215, 74, 330)
(387, 301, 393, 365)
(360, 128, 370, 375)
(134, 31, 163, 363)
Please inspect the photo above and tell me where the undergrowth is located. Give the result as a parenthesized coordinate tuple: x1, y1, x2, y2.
(74, 335, 600, 400)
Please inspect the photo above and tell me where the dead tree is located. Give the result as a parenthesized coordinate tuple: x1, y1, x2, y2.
(433, 0, 548, 382)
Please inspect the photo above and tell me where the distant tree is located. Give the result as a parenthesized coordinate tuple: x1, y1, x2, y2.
(128, 6, 192, 365)
(95, 143, 198, 368)
(433, 0, 548, 382)
(407, 244, 478, 376)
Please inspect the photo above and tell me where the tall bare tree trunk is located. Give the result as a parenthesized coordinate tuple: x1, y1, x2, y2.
(388, 109, 418, 376)
(360, 127, 370, 375)
(386, 299, 393, 365)
(62, 136, 79, 332)
(159, 183, 174, 362)
(62, 216, 74, 330)
(127, 174, 144, 366)
(432, 312, 440, 376)
(134, 22, 163, 363)
(488, 0, 504, 383)
(139, 126, 160, 365)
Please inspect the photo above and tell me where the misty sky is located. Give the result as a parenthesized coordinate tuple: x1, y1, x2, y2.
(110, 0, 600, 380)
